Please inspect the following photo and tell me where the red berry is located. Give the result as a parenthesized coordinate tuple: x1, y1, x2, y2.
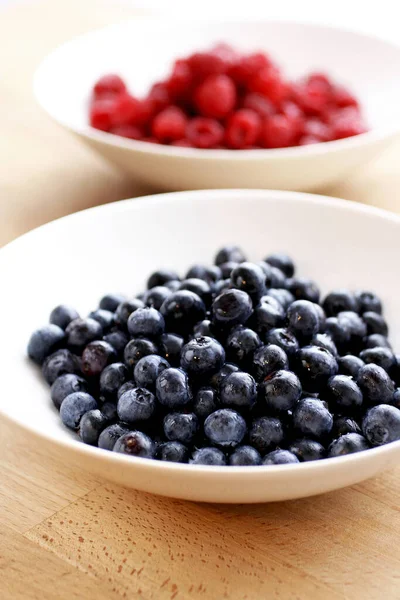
(331, 110, 367, 139)
(296, 83, 330, 116)
(167, 59, 193, 98)
(225, 109, 261, 149)
(211, 43, 238, 65)
(89, 99, 115, 131)
(228, 52, 272, 85)
(333, 85, 359, 108)
(260, 114, 296, 148)
(242, 93, 276, 118)
(188, 52, 226, 82)
(142, 136, 159, 144)
(109, 125, 144, 140)
(112, 94, 143, 126)
(302, 118, 331, 141)
(171, 139, 194, 147)
(93, 74, 126, 98)
(281, 101, 305, 135)
(305, 73, 332, 92)
(194, 74, 237, 119)
(152, 106, 188, 142)
(298, 135, 320, 145)
(248, 66, 288, 105)
(186, 117, 224, 148)
(147, 82, 171, 114)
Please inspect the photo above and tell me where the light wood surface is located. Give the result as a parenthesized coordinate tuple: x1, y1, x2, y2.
(1, 2, 400, 598)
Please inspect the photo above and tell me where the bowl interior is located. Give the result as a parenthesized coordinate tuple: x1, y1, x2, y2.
(35, 20, 400, 136)
(1, 189, 400, 451)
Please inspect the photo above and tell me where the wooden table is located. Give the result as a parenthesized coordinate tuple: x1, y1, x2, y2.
(1, 2, 400, 598)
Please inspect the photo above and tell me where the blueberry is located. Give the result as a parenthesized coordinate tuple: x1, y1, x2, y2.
(42, 349, 81, 385)
(142, 286, 172, 311)
(322, 290, 357, 317)
(355, 291, 382, 315)
(287, 300, 320, 339)
(147, 269, 180, 289)
(134, 355, 170, 389)
(362, 311, 388, 336)
(88, 309, 115, 331)
(186, 264, 221, 285)
(27, 324, 65, 365)
(289, 438, 325, 461)
(156, 368, 192, 408)
(357, 364, 394, 405)
(180, 336, 225, 377)
(50, 373, 88, 410)
(262, 449, 300, 465)
(265, 328, 299, 357)
(115, 299, 144, 328)
(391, 388, 400, 409)
(264, 288, 295, 310)
(331, 416, 362, 438)
(192, 319, 214, 338)
(117, 387, 155, 423)
(362, 404, 400, 446)
(65, 317, 103, 352)
(247, 302, 284, 339)
(295, 345, 338, 392)
(215, 245, 246, 266)
(124, 338, 158, 369)
(160, 290, 206, 336)
(229, 445, 261, 466)
(193, 387, 219, 418)
(252, 344, 289, 382)
(264, 253, 295, 278)
(212, 289, 252, 328)
(164, 280, 182, 292)
(127, 307, 165, 338)
(190, 447, 227, 465)
(102, 402, 118, 421)
(328, 433, 369, 457)
(259, 370, 302, 412)
(287, 277, 320, 303)
(99, 362, 128, 398)
(293, 398, 333, 439)
(311, 333, 338, 357)
(391, 355, 400, 386)
(325, 375, 363, 412)
(220, 371, 257, 409)
(60, 392, 97, 429)
(79, 409, 110, 446)
(338, 311, 367, 352)
(117, 381, 136, 399)
(225, 326, 262, 367)
(157, 441, 189, 463)
(230, 262, 265, 302)
(158, 332, 184, 367)
(364, 334, 392, 350)
(338, 355, 365, 378)
(264, 265, 287, 289)
(99, 293, 126, 312)
(359, 347, 395, 373)
(163, 412, 198, 443)
(179, 278, 212, 307)
(209, 363, 240, 389)
(314, 304, 327, 332)
(204, 409, 246, 448)
(50, 305, 80, 330)
(219, 262, 239, 279)
(324, 317, 351, 350)
(113, 431, 155, 458)
(81, 341, 116, 377)
(98, 423, 129, 451)
(103, 330, 129, 357)
(249, 416, 284, 454)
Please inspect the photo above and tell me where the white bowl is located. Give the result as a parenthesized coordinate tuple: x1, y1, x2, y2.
(34, 19, 400, 192)
(1, 189, 400, 503)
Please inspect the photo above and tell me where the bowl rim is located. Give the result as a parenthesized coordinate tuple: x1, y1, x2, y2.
(1, 187, 400, 478)
(33, 18, 400, 161)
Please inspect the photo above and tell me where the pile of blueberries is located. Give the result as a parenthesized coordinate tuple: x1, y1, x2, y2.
(28, 246, 400, 466)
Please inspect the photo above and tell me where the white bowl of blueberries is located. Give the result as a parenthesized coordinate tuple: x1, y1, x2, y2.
(1, 189, 400, 503)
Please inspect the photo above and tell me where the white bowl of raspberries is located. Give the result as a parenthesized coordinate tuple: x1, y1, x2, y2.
(34, 19, 400, 192)
(1, 189, 400, 503)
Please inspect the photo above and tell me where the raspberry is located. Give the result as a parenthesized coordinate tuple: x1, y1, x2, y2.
(305, 73, 332, 93)
(260, 114, 296, 148)
(225, 109, 261, 149)
(248, 66, 288, 105)
(229, 53, 272, 85)
(171, 139, 194, 147)
(242, 93, 276, 118)
(296, 83, 330, 115)
(147, 82, 171, 114)
(152, 107, 188, 142)
(167, 59, 192, 98)
(210, 43, 238, 66)
(112, 94, 143, 126)
(331, 111, 366, 139)
(298, 135, 320, 145)
(194, 74, 237, 118)
(281, 101, 305, 136)
(302, 118, 331, 141)
(186, 117, 224, 148)
(109, 125, 144, 140)
(188, 52, 226, 81)
(93, 74, 126, 98)
(333, 85, 359, 108)
(89, 99, 115, 131)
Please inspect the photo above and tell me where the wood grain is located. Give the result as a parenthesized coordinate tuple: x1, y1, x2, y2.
(1, 1, 400, 599)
